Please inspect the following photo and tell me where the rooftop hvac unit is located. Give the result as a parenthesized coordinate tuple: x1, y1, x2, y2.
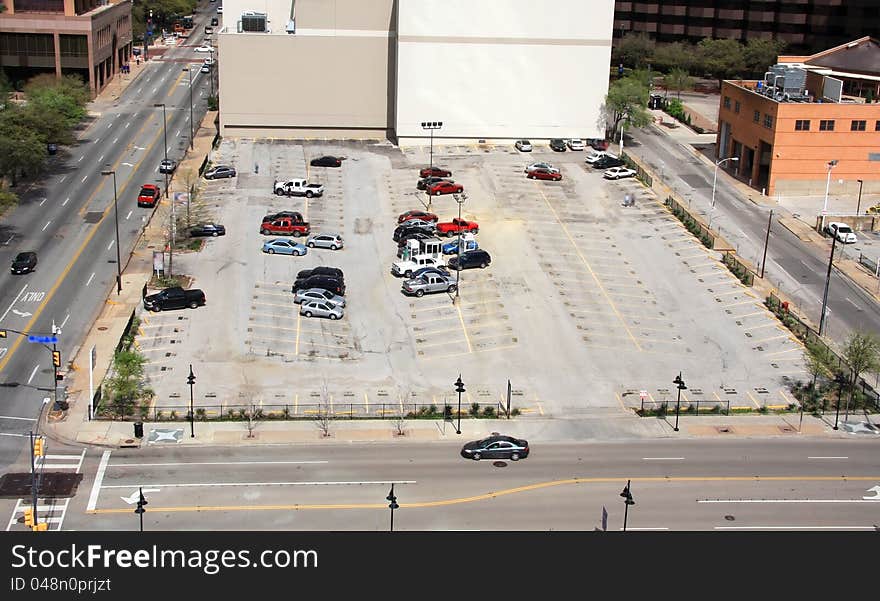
(240, 11, 268, 33)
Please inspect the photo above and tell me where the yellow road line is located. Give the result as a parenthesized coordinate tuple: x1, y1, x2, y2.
(535, 183, 641, 351)
(614, 391, 626, 412)
(166, 70, 186, 98)
(454, 302, 473, 353)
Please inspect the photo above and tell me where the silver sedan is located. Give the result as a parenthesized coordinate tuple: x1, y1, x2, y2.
(293, 288, 346, 308)
(299, 300, 344, 320)
(306, 233, 344, 250)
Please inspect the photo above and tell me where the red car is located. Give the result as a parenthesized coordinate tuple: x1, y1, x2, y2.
(260, 218, 311, 237)
(397, 210, 438, 224)
(527, 168, 563, 181)
(436, 217, 479, 237)
(426, 181, 463, 196)
(420, 166, 452, 178)
(137, 184, 161, 207)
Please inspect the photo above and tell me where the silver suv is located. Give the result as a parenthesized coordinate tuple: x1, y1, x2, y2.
(401, 273, 457, 297)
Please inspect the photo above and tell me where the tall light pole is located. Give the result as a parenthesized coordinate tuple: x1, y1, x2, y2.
(620, 480, 634, 531)
(421, 121, 442, 172)
(100, 169, 123, 294)
(822, 159, 838, 229)
(452, 191, 467, 305)
(856, 179, 864, 215)
(454, 375, 465, 435)
(711, 156, 739, 208)
(187, 364, 196, 438)
(183, 67, 194, 149)
(672, 372, 687, 432)
(818, 233, 838, 337)
(152, 103, 169, 198)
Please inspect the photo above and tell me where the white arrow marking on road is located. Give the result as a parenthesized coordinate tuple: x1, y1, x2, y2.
(122, 162, 134, 167)
(11, 309, 33, 318)
(121, 489, 161, 505)
(863, 486, 880, 500)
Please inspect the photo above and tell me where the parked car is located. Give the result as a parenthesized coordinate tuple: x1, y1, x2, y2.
(262, 239, 307, 255)
(417, 176, 452, 191)
(587, 138, 610, 151)
(603, 166, 637, 180)
(399, 218, 437, 231)
(392, 255, 445, 278)
(310, 155, 343, 167)
(585, 150, 616, 164)
(300, 299, 344, 320)
(143, 287, 206, 311)
(592, 156, 625, 170)
(189, 223, 226, 237)
(394, 223, 435, 243)
(262, 211, 304, 224)
(260, 218, 310, 237)
(292, 275, 345, 296)
(159, 158, 177, 174)
(825, 221, 858, 244)
(448, 249, 491, 270)
(549, 139, 567, 152)
(419, 166, 452, 178)
(525, 162, 559, 174)
(397, 231, 434, 247)
(293, 288, 346, 308)
(426, 181, 464, 196)
(273, 179, 324, 198)
(204, 165, 236, 179)
(460, 434, 529, 461)
(307, 233, 344, 250)
(297, 267, 343, 282)
(205, 25, 214, 35)
(398, 210, 438, 224)
(401, 272, 458, 297)
(194, 45, 214, 53)
(137, 184, 161, 208)
(412, 266, 450, 280)
(515, 140, 532, 152)
(567, 139, 586, 151)
(527, 168, 562, 181)
(211, 17, 219, 26)
(10, 251, 37, 275)
(436, 217, 479, 237)
(200, 64, 211, 74)
(203, 56, 214, 66)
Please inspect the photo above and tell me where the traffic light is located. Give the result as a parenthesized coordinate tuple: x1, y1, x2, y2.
(33, 523, 48, 531)
(52, 350, 61, 368)
(33, 437, 44, 457)
(23, 508, 34, 528)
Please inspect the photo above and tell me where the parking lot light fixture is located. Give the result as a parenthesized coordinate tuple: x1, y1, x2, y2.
(822, 160, 838, 228)
(672, 372, 687, 432)
(152, 103, 169, 198)
(421, 121, 442, 172)
(452, 192, 467, 305)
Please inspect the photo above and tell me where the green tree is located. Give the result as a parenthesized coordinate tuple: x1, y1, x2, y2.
(0, 183, 17, 213)
(614, 32, 655, 70)
(107, 350, 147, 418)
(803, 342, 832, 410)
(17, 103, 76, 146)
(841, 332, 880, 415)
(0, 69, 12, 103)
(743, 38, 787, 76)
(695, 38, 746, 85)
(653, 41, 696, 73)
(604, 75, 652, 139)
(665, 67, 694, 100)
(0, 121, 45, 186)
(24, 74, 89, 127)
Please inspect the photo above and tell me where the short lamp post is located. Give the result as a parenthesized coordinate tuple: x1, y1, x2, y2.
(100, 169, 123, 294)
(152, 103, 169, 198)
(620, 480, 634, 531)
(452, 192, 467, 305)
(187, 365, 196, 438)
(711, 157, 739, 209)
(673, 372, 687, 432)
(421, 121, 442, 172)
(386, 484, 399, 532)
(454, 375, 465, 435)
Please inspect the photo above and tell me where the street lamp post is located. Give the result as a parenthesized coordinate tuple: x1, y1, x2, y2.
(187, 365, 196, 438)
(818, 233, 838, 337)
(454, 375, 465, 435)
(134, 487, 147, 532)
(711, 157, 739, 209)
(672, 372, 687, 432)
(183, 67, 194, 149)
(821, 160, 838, 229)
(421, 121, 442, 172)
(152, 103, 169, 198)
(620, 480, 634, 531)
(452, 192, 467, 305)
(833, 372, 846, 430)
(100, 169, 123, 294)
(386, 484, 398, 532)
(856, 179, 864, 215)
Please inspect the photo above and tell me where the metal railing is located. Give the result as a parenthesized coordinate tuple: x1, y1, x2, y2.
(639, 398, 731, 415)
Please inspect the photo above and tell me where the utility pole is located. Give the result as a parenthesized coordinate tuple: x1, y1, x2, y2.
(818, 234, 838, 337)
(760, 209, 773, 279)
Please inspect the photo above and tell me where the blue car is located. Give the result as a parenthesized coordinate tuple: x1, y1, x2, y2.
(442, 238, 479, 255)
(262, 239, 307, 256)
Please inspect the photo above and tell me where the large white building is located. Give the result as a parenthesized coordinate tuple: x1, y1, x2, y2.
(218, 0, 614, 144)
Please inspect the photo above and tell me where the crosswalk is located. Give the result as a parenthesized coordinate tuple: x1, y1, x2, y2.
(5, 448, 85, 532)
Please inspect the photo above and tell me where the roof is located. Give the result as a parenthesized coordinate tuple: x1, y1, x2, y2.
(795, 36, 880, 77)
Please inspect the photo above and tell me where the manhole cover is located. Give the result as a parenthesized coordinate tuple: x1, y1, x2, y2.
(492, 461, 507, 468)
(97, 326, 108, 331)
(716, 426, 732, 434)
(724, 515, 735, 521)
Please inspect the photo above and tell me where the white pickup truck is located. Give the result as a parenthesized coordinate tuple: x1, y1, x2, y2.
(273, 178, 324, 198)
(391, 254, 445, 278)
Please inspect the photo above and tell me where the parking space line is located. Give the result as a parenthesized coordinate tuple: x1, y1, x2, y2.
(250, 312, 297, 321)
(138, 346, 175, 353)
(415, 325, 472, 337)
(712, 289, 747, 298)
(750, 333, 791, 344)
(421, 343, 518, 361)
(253, 301, 295, 309)
(746, 390, 761, 408)
(414, 337, 468, 349)
(742, 322, 780, 332)
(454, 303, 473, 353)
(721, 300, 763, 309)
(409, 314, 460, 325)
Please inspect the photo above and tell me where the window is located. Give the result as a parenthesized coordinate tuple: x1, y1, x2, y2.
(851, 120, 866, 131)
(819, 119, 835, 131)
(734, 100, 740, 114)
(753, 110, 760, 123)
(723, 96, 731, 109)
(876, 120, 880, 131)
(795, 119, 810, 131)
(763, 114, 773, 128)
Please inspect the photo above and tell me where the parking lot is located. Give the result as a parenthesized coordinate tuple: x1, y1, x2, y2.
(133, 139, 808, 418)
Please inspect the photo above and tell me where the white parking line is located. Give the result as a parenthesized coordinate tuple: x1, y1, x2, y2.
(59, 175, 66, 182)
(81, 175, 88, 183)
(39, 198, 46, 206)
(113, 137, 118, 144)
(125, 122, 131, 128)
(98, 155, 104, 162)
(126, 210, 132, 220)
(62, 197, 70, 206)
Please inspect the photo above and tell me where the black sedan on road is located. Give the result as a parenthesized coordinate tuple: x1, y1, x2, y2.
(189, 223, 226, 237)
(11, 251, 37, 274)
(461, 435, 529, 461)
(310, 156, 344, 168)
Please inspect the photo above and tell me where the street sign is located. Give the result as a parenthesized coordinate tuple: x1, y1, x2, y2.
(27, 335, 58, 344)
(639, 390, 648, 401)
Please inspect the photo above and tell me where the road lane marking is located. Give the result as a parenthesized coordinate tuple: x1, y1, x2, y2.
(78, 156, 84, 162)
(60, 313, 70, 328)
(0, 433, 28, 438)
(0, 285, 28, 321)
(101, 480, 417, 489)
(4, 235, 13, 245)
(86, 272, 95, 286)
(26, 364, 39, 384)
(98, 155, 104, 162)
(87, 450, 112, 511)
(41, 221, 51, 231)
(113, 137, 118, 144)
(107, 240, 115, 251)
(699, 499, 879, 503)
(126, 210, 132, 220)
(642, 457, 684, 461)
(81, 175, 88, 183)
(125, 122, 130, 128)
(94, 138, 100, 144)
(808, 456, 848, 460)
(62, 197, 70, 206)
(0, 415, 37, 421)
(715, 526, 875, 530)
(59, 175, 66, 182)
(39, 198, 46, 206)
(622, 527, 669, 531)
(109, 461, 329, 467)
(107, 123, 112, 129)
(176, 129, 182, 137)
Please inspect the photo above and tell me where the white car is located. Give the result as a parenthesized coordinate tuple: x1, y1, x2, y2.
(524, 162, 559, 174)
(515, 140, 532, 152)
(216, 6, 223, 12)
(567, 139, 586, 151)
(825, 222, 857, 244)
(392, 255, 445, 278)
(585, 150, 616, 164)
(195, 45, 214, 53)
(603, 167, 637, 180)
(203, 56, 214, 65)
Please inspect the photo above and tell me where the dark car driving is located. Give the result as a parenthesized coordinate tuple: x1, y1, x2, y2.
(189, 223, 226, 237)
(310, 156, 343, 167)
(460, 434, 529, 461)
(447, 249, 491, 270)
(11, 251, 37, 275)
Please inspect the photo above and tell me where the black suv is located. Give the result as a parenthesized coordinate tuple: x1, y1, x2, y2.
(549, 139, 567, 152)
(448, 249, 491, 271)
(592, 156, 624, 170)
(292, 275, 345, 296)
(11, 251, 37, 274)
(416, 176, 452, 191)
(296, 266, 344, 281)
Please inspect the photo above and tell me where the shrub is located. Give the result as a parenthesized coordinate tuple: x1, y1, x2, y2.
(196, 408, 207, 421)
(482, 406, 495, 417)
(511, 408, 521, 417)
(169, 410, 178, 420)
(470, 403, 480, 416)
(155, 410, 164, 421)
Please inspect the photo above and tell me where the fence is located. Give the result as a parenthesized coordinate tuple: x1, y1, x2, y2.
(621, 153, 653, 188)
(722, 251, 755, 286)
(664, 195, 716, 248)
(639, 398, 731, 415)
(858, 253, 880, 278)
(94, 401, 512, 422)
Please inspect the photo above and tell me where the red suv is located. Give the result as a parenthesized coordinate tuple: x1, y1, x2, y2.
(137, 184, 161, 207)
(436, 217, 479, 237)
(426, 181, 463, 196)
(420, 166, 452, 178)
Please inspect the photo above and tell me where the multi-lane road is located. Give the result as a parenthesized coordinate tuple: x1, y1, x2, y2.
(0, 11, 215, 470)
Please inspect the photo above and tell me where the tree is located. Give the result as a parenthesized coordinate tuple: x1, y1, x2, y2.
(0, 184, 17, 213)
(0, 121, 45, 186)
(107, 350, 146, 418)
(743, 38, 787, 76)
(24, 74, 89, 126)
(653, 41, 696, 73)
(604, 75, 652, 139)
(614, 32, 655, 70)
(0, 69, 12, 102)
(841, 332, 880, 417)
(665, 68, 694, 100)
(695, 38, 746, 86)
(17, 103, 76, 146)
